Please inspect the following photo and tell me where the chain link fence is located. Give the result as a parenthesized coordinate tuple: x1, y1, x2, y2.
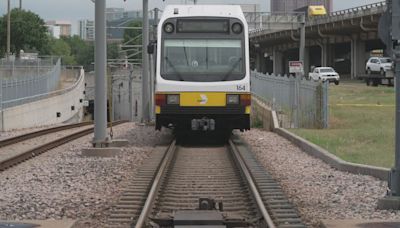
(251, 71, 328, 129)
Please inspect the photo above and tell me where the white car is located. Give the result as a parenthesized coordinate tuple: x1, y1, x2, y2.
(366, 57, 393, 75)
(309, 67, 340, 85)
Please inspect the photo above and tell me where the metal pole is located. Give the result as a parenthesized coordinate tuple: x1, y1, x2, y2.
(129, 69, 133, 121)
(7, 0, 11, 58)
(19, 0, 22, 9)
(299, 14, 306, 65)
(94, 0, 108, 146)
(149, 51, 155, 120)
(141, 0, 149, 123)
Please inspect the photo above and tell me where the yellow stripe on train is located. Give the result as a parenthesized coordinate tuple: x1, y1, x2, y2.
(180, 92, 226, 107)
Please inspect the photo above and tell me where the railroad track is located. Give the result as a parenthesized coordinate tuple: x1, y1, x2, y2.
(108, 134, 306, 228)
(0, 120, 127, 171)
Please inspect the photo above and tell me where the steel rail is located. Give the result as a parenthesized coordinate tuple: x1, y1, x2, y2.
(134, 139, 176, 228)
(229, 139, 276, 228)
(0, 122, 93, 148)
(0, 120, 127, 171)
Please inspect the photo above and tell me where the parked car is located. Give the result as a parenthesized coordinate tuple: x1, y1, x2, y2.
(365, 57, 393, 75)
(309, 67, 340, 85)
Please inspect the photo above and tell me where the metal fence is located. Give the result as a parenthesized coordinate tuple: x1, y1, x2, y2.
(0, 59, 61, 108)
(251, 71, 328, 129)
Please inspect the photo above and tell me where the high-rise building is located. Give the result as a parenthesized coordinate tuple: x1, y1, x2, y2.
(46, 20, 72, 37)
(106, 8, 125, 22)
(271, 0, 332, 13)
(79, 20, 95, 41)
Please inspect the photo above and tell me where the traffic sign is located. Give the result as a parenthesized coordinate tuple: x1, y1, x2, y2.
(289, 61, 304, 74)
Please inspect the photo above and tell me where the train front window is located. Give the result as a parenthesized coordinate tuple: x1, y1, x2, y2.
(162, 39, 244, 82)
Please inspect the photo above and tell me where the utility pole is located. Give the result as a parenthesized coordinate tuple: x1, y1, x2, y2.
(141, 0, 150, 123)
(378, 0, 400, 209)
(7, 0, 11, 59)
(19, 0, 22, 9)
(299, 14, 306, 66)
(93, 0, 109, 146)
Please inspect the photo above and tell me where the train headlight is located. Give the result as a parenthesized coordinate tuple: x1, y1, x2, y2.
(232, 23, 243, 34)
(164, 23, 175, 33)
(167, 94, 180, 105)
(227, 95, 240, 105)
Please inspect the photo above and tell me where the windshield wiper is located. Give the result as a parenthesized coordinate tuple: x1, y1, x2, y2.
(222, 57, 242, 81)
(165, 57, 184, 81)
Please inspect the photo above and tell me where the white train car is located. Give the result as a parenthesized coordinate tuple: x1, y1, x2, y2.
(154, 5, 251, 133)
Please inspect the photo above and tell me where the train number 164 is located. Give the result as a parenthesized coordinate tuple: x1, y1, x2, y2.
(237, 85, 246, 91)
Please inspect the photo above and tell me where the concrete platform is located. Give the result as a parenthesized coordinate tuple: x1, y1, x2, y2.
(0, 220, 76, 228)
(108, 139, 129, 147)
(378, 196, 400, 210)
(322, 219, 400, 228)
(81, 148, 120, 157)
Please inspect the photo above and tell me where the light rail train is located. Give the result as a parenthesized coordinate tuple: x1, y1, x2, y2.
(154, 5, 251, 133)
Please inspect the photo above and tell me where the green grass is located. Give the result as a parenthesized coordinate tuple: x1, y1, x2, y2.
(290, 80, 395, 168)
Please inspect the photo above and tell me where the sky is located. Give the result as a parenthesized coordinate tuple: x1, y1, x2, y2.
(0, 0, 384, 34)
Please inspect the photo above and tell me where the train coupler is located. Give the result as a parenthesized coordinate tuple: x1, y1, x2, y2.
(191, 118, 215, 131)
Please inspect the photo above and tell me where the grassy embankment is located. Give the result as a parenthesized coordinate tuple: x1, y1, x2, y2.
(290, 81, 395, 168)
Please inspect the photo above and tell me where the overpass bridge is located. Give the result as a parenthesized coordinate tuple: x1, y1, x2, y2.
(248, 1, 387, 78)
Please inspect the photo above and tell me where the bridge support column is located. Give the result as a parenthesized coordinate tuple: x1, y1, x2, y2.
(255, 50, 267, 73)
(351, 39, 367, 79)
(273, 49, 284, 75)
(320, 43, 329, 67)
(304, 47, 310, 76)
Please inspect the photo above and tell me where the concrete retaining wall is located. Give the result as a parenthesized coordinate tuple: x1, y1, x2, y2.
(251, 96, 390, 181)
(2, 70, 85, 131)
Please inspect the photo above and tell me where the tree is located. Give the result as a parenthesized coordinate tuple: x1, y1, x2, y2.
(123, 20, 142, 61)
(49, 38, 76, 65)
(0, 9, 49, 56)
(108, 43, 120, 60)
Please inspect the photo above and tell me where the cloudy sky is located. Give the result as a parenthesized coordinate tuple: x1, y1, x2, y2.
(0, 0, 383, 34)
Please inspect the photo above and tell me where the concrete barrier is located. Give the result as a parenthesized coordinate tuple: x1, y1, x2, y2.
(2, 69, 85, 131)
(251, 96, 390, 181)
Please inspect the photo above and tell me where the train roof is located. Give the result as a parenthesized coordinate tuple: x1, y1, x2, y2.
(161, 5, 245, 20)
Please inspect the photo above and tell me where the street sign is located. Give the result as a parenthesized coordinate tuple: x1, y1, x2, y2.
(289, 61, 304, 74)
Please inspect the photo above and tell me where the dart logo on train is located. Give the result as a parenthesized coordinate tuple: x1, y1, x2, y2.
(152, 5, 251, 132)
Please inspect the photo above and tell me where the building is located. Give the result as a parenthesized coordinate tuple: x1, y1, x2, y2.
(79, 8, 144, 42)
(46, 25, 61, 39)
(79, 20, 95, 41)
(46, 21, 72, 37)
(271, 0, 332, 13)
(239, 4, 260, 14)
(106, 8, 125, 22)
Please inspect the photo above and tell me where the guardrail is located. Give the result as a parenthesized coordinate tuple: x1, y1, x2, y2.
(308, 1, 386, 25)
(249, 1, 386, 34)
(2, 66, 83, 109)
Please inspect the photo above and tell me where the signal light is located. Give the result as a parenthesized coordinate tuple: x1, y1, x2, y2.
(164, 23, 174, 33)
(232, 23, 243, 34)
(167, 94, 180, 105)
(227, 94, 240, 105)
(155, 94, 166, 106)
(240, 94, 251, 106)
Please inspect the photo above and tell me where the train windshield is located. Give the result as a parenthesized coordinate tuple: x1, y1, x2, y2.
(161, 39, 245, 82)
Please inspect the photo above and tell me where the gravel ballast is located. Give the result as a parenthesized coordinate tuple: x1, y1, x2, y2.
(0, 123, 170, 227)
(241, 129, 400, 227)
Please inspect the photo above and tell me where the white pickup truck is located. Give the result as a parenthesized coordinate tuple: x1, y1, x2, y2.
(309, 67, 340, 85)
